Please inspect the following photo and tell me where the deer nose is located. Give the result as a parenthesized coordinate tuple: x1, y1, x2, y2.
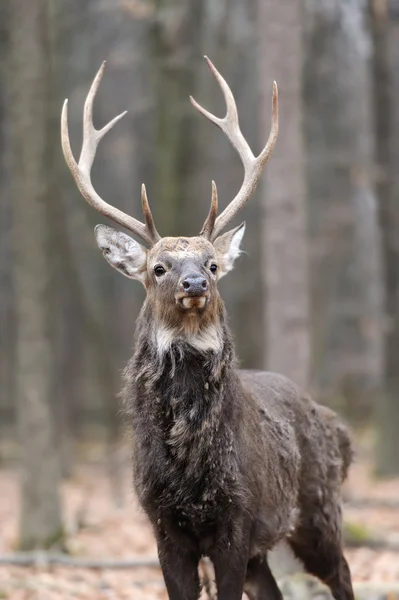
(182, 275, 208, 296)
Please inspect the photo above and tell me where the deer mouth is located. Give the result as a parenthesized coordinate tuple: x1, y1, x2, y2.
(175, 294, 209, 311)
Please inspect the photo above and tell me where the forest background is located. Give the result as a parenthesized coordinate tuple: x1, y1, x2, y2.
(1, 0, 399, 597)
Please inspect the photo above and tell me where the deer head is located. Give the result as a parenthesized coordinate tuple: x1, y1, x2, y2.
(61, 58, 278, 337)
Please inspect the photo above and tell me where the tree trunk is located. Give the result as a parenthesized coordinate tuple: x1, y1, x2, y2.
(371, 0, 399, 475)
(0, 1, 15, 461)
(9, 0, 63, 549)
(257, 0, 310, 388)
(304, 0, 383, 417)
(150, 0, 204, 237)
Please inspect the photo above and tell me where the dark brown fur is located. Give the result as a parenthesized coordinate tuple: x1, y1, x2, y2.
(122, 287, 354, 600)
(93, 227, 354, 600)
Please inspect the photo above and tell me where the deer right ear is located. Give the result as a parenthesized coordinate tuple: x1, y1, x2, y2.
(94, 225, 147, 283)
(213, 222, 246, 278)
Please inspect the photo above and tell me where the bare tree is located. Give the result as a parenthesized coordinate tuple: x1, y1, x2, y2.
(150, 0, 205, 236)
(257, 0, 310, 388)
(9, 0, 63, 548)
(0, 1, 15, 461)
(304, 0, 383, 415)
(370, 0, 399, 474)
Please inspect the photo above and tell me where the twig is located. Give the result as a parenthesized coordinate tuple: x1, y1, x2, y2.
(0, 552, 160, 569)
(1, 531, 399, 572)
(344, 497, 399, 510)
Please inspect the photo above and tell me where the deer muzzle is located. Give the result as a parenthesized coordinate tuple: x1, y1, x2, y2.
(176, 275, 210, 310)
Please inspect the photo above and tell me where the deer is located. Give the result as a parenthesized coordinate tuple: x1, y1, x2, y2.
(61, 57, 355, 600)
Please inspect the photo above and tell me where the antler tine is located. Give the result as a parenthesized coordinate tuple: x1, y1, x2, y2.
(200, 181, 218, 239)
(190, 56, 279, 242)
(190, 56, 239, 127)
(141, 184, 161, 243)
(61, 62, 159, 247)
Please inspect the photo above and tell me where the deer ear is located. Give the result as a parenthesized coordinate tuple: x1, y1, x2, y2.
(213, 222, 245, 278)
(94, 225, 147, 283)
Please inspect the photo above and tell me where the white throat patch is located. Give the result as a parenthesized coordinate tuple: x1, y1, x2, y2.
(154, 324, 223, 355)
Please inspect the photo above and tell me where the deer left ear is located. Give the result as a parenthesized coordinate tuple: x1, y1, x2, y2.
(94, 224, 148, 283)
(213, 222, 245, 278)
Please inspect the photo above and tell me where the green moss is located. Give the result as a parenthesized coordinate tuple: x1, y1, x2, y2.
(18, 526, 67, 552)
(343, 521, 374, 545)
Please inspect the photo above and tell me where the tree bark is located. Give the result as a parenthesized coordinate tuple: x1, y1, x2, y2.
(0, 0, 15, 461)
(370, 0, 399, 475)
(304, 0, 383, 415)
(257, 0, 311, 388)
(150, 0, 204, 237)
(9, 0, 63, 548)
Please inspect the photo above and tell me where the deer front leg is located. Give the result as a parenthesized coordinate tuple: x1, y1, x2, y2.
(157, 536, 200, 600)
(210, 519, 251, 600)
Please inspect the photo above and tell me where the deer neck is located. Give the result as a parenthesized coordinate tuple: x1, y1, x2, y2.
(124, 303, 243, 520)
(129, 301, 238, 432)
(136, 298, 231, 357)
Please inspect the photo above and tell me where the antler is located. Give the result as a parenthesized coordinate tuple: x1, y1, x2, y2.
(190, 56, 279, 242)
(61, 62, 161, 247)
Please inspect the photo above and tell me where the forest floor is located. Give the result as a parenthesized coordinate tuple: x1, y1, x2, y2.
(0, 450, 399, 599)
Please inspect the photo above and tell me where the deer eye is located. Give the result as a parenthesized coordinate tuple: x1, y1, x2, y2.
(210, 264, 218, 274)
(154, 265, 166, 277)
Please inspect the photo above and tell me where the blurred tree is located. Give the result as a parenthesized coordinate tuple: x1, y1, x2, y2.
(257, 0, 310, 388)
(302, 0, 383, 417)
(9, 0, 63, 547)
(370, 0, 399, 474)
(0, 0, 15, 459)
(150, 0, 204, 236)
(304, 0, 383, 417)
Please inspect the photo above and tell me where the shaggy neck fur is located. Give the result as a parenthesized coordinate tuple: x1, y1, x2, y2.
(136, 295, 227, 361)
(123, 300, 245, 524)
(131, 299, 236, 396)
